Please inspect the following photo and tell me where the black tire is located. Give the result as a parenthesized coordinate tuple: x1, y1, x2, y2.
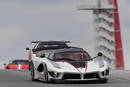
(30, 62, 37, 81)
(99, 78, 108, 83)
(98, 71, 109, 83)
(43, 64, 49, 83)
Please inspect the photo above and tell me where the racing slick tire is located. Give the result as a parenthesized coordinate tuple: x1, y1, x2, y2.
(30, 62, 37, 81)
(42, 64, 50, 83)
(99, 78, 108, 83)
(98, 70, 109, 83)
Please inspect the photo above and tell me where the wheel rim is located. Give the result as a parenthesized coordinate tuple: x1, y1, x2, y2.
(43, 66, 48, 82)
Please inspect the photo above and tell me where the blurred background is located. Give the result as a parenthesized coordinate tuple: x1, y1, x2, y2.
(0, 0, 129, 70)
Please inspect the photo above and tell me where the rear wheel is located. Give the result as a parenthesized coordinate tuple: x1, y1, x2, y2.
(30, 62, 37, 81)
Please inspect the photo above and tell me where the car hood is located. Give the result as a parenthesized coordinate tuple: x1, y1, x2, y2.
(50, 60, 100, 73)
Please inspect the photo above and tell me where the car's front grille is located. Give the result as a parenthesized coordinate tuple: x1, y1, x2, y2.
(84, 73, 99, 79)
(63, 73, 81, 79)
(62, 72, 99, 80)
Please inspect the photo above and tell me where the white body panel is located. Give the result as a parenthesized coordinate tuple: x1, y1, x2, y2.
(30, 51, 109, 81)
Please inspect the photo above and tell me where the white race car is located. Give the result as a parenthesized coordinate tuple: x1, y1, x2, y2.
(28, 45, 109, 83)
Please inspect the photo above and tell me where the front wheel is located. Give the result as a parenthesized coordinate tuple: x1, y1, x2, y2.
(99, 78, 108, 83)
(42, 64, 50, 83)
(98, 70, 109, 83)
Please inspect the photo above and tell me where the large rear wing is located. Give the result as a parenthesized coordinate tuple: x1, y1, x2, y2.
(31, 41, 71, 44)
(31, 41, 71, 52)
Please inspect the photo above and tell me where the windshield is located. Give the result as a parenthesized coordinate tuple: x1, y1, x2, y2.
(9, 60, 29, 65)
(54, 51, 90, 61)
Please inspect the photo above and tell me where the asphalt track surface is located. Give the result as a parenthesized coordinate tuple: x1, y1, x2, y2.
(0, 70, 130, 87)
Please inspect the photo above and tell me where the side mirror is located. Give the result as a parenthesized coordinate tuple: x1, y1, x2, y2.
(40, 54, 46, 58)
(26, 47, 30, 50)
(91, 52, 103, 60)
(98, 52, 103, 57)
(3, 63, 7, 66)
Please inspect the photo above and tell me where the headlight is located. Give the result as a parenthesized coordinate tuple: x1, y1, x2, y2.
(99, 60, 104, 68)
(50, 61, 61, 69)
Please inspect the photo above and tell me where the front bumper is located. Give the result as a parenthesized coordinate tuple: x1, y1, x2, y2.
(48, 69, 109, 81)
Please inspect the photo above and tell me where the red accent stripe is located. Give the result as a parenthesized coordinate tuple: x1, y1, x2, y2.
(114, 0, 124, 69)
(65, 61, 81, 73)
(85, 61, 88, 72)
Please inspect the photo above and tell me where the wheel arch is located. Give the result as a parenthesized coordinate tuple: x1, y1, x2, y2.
(37, 62, 47, 72)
